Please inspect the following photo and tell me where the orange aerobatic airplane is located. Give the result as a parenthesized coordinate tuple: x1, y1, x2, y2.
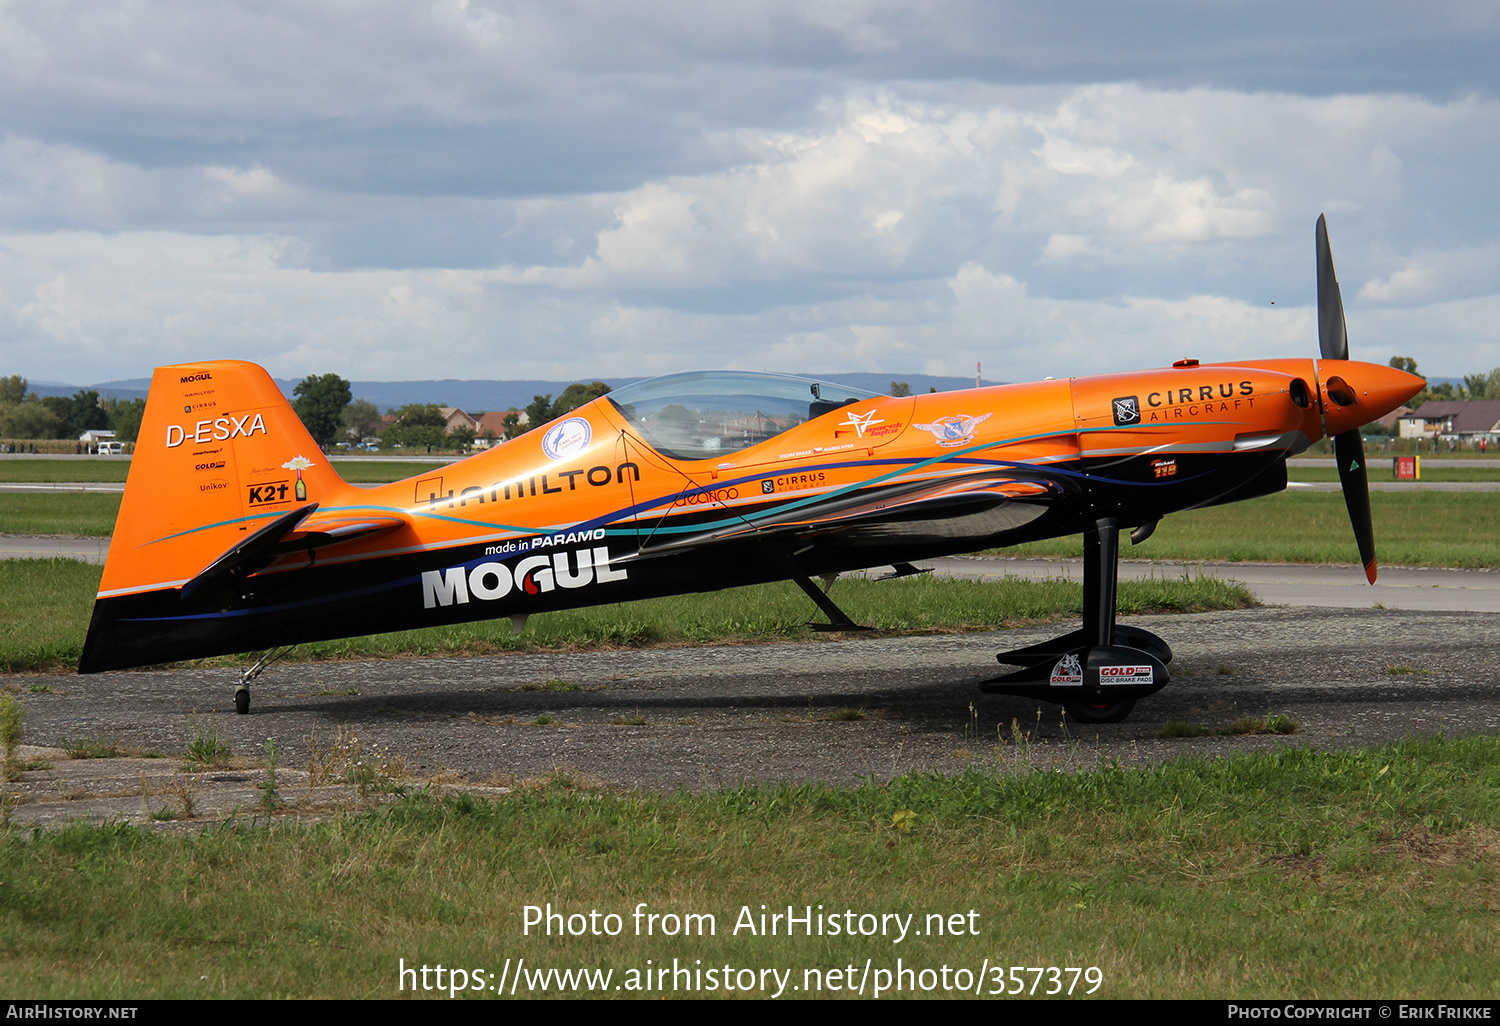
(79, 217, 1423, 723)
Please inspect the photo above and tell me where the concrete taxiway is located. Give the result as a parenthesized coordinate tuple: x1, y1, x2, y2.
(9, 605, 1499, 810)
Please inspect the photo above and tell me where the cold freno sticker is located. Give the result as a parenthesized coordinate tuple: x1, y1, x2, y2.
(1050, 653, 1083, 686)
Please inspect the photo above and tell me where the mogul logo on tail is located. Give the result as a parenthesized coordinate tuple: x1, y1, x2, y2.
(422, 547, 628, 609)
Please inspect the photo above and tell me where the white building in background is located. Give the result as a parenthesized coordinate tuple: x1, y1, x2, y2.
(1398, 401, 1500, 444)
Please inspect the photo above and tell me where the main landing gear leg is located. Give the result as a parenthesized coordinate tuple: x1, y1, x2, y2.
(979, 517, 1170, 723)
(235, 647, 284, 715)
(765, 547, 871, 632)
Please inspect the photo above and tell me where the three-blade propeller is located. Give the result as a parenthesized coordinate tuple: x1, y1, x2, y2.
(1316, 214, 1378, 583)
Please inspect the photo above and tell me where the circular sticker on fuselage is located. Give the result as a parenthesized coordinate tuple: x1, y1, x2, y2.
(541, 417, 592, 461)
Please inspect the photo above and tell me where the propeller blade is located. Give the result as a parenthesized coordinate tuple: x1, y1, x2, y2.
(1316, 216, 1386, 583)
(1333, 429, 1377, 583)
(1316, 214, 1349, 361)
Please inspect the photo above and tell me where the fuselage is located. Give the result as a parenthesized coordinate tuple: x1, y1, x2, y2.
(78, 356, 1420, 672)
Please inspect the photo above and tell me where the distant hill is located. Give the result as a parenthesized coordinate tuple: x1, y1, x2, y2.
(26, 372, 1001, 412)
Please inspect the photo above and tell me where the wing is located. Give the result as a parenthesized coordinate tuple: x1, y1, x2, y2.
(622, 469, 1071, 563)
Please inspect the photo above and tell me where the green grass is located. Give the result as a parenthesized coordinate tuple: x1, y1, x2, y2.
(0, 460, 134, 483)
(1160, 714, 1298, 738)
(1288, 465, 1500, 483)
(1006, 491, 1500, 568)
(0, 559, 102, 671)
(59, 737, 121, 760)
(0, 493, 121, 536)
(1220, 713, 1298, 736)
(0, 560, 1252, 674)
(0, 458, 441, 484)
(183, 715, 232, 768)
(0, 694, 21, 781)
(0, 734, 1495, 998)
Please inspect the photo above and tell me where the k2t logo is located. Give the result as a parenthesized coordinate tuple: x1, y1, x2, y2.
(1112, 395, 1141, 426)
(247, 480, 291, 506)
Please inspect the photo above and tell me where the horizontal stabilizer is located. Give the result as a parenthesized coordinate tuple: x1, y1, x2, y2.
(180, 507, 411, 607)
(180, 503, 319, 606)
(282, 512, 408, 547)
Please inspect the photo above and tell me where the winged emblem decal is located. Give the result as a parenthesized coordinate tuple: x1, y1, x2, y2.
(912, 413, 993, 447)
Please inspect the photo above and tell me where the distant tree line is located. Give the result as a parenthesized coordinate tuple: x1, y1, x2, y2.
(13, 359, 1497, 450)
(0, 375, 146, 442)
(290, 373, 613, 452)
(525, 382, 613, 428)
(1389, 357, 1500, 405)
(291, 373, 352, 448)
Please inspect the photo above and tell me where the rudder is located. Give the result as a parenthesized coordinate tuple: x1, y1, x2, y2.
(82, 360, 356, 670)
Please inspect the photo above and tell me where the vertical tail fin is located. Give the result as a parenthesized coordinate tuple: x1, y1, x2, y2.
(92, 359, 356, 615)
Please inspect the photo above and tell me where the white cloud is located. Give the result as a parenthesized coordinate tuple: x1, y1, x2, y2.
(1358, 242, 1500, 305)
(202, 165, 283, 198)
(484, 85, 1497, 313)
(0, 206, 1490, 390)
(1039, 233, 1101, 262)
(0, 5, 1498, 383)
(934, 260, 1311, 375)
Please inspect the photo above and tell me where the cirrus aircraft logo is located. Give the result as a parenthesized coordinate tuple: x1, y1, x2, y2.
(1112, 396, 1141, 426)
(541, 417, 592, 461)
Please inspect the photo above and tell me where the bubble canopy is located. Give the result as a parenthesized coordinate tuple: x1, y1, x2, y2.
(605, 371, 883, 462)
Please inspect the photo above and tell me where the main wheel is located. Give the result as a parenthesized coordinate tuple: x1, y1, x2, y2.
(234, 687, 250, 715)
(1063, 698, 1136, 724)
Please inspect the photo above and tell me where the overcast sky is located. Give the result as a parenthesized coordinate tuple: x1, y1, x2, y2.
(2, 0, 1498, 386)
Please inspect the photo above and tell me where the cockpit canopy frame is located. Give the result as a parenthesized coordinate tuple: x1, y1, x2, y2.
(606, 371, 882, 462)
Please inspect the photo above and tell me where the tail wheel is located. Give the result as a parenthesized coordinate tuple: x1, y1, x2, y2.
(1064, 698, 1136, 724)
